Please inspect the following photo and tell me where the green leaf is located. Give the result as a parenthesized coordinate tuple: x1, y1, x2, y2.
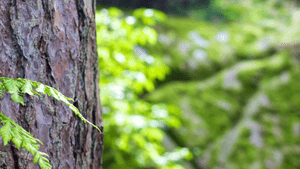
(3, 78, 21, 95)
(11, 93, 24, 106)
(39, 152, 50, 157)
(68, 105, 81, 117)
(0, 77, 100, 168)
(20, 80, 41, 97)
(57, 92, 74, 102)
(11, 127, 22, 149)
(33, 152, 41, 164)
(0, 82, 4, 97)
(45, 87, 59, 100)
(0, 121, 13, 146)
(20, 80, 34, 95)
(0, 111, 51, 169)
(39, 157, 52, 169)
(35, 83, 46, 94)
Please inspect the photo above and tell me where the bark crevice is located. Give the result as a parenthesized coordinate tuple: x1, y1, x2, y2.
(8, 1, 26, 78)
(11, 145, 20, 169)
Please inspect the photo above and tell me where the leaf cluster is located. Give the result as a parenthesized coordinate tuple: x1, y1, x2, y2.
(0, 113, 51, 169)
(0, 77, 100, 169)
(96, 8, 191, 169)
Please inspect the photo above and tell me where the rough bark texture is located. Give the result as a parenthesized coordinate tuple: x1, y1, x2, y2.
(0, 0, 103, 168)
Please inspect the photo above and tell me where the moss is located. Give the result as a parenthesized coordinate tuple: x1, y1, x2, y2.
(0, 152, 8, 159)
(0, 151, 8, 167)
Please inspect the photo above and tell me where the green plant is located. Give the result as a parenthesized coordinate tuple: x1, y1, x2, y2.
(96, 8, 192, 169)
(145, 0, 300, 168)
(0, 77, 100, 169)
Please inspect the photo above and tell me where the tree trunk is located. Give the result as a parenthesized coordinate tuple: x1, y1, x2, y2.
(0, 0, 103, 169)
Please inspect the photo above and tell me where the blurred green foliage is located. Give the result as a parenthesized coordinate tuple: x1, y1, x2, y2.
(96, 8, 192, 169)
(145, 0, 300, 168)
(97, 0, 300, 168)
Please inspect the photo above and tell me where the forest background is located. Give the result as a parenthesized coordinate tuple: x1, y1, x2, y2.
(96, 0, 300, 168)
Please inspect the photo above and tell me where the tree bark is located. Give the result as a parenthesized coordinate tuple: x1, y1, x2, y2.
(0, 0, 103, 169)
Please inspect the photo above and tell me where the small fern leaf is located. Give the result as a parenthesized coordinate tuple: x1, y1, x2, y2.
(11, 127, 22, 149)
(18, 128, 42, 145)
(45, 87, 59, 100)
(0, 82, 4, 98)
(1, 78, 24, 105)
(35, 83, 46, 94)
(20, 80, 35, 96)
(68, 104, 101, 132)
(0, 121, 13, 146)
(39, 157, 52, 169)
(57, 92, 72, 103)
(22, 136, 41, 151)
(2, 78, 21, 94)
(1, 78, 20, 93)
(0, 112, 51, 169)
(11, 93, 24, 106)
(39, 152, 50, 157)
(21, 138, 35, 153)
(33, 152, 41, 164)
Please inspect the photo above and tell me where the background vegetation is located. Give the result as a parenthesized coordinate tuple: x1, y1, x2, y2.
(96, 0, 300, 168)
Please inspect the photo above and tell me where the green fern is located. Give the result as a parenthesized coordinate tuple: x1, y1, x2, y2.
(0, 77, 101, 169)
(0, 113, 51, 169)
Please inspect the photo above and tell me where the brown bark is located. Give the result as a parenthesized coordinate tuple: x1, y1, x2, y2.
(0, 0, 103, 168)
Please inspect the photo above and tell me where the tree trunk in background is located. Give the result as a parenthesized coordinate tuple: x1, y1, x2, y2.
(0, 0, 103, 169)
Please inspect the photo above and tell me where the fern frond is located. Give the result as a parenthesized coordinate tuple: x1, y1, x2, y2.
(0, 112, 51, 169)
(11, 127, 22, 149)
(20, 79, 41, 97)
(0, 77, 101, 168)
(0, 82, 4, 98)
(0, 77, 101, 133)
(0, 120, 13, 146)
(1, 78, 24, 105)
